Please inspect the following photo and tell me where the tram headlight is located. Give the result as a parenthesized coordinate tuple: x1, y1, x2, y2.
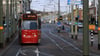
(34, 35, 37, 37)
(23, 35, 26, 37)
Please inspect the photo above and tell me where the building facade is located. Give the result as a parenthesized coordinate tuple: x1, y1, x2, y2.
(22, 0, 32, 13)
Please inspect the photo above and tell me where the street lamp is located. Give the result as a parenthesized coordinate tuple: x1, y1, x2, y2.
(29, 0, 32, 2)
(58, 0, 60, 18)
(29, 0, 32, 10)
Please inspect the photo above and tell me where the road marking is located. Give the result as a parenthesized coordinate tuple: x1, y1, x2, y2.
(20, 49, 26, 55)
(49, 30, 82, 52)
(16, 48, 27, 56)
(35, 48, 40, 56)
(16, 48, 21, 56)
(49, 30, 99, 56)
(33, 47, 54, 56)
(0, 35, 18, 56)
(43, 33, 64, 52)
(40, 52, 54, 56)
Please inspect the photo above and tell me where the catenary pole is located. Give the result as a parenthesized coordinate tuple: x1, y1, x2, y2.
(98, 0, 100, 50)
(71, 0, 74, 39)
(0, 0, 5, 48)
(83, 0, 89, 56)
(58, 0, 60, 18)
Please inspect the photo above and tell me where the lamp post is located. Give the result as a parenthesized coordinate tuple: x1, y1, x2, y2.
(0, 0, 4, 48)
(83, 0, 89, 56)
(6, 0, 10, 42)
(39, 5, 45, 16)
(29, 0, 32, 10)
(98, 0, 100, 50)
(9, 0, 13, 38)
(58, 0, 60, 18)
(71, 0, 74, 39)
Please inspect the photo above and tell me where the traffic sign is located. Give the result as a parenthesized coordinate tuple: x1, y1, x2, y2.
(98, 27, 100, 31)
(0, 26, 3, 30)
(67, 0, 82, 5)
(57, 22, 61, 25)
(75, 22, 78, 24)
(89, 25, 95, 30)
(67, 0, 71, 5)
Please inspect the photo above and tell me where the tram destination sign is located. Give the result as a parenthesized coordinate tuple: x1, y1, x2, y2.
(22, 14, 37, 20)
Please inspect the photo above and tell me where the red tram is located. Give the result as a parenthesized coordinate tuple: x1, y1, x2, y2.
(19, 13, 41, 44)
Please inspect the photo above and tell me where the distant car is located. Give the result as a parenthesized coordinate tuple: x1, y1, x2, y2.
(78, 22, 83, 28)
(49, 20, 52, 23)
(93, 26, 98, 34)
(93, 30, 98, 34)
(49, 20, 54, 24)
(69, 22, 72, 25)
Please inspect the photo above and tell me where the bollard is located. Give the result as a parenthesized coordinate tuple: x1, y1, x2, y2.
(75, 25, 78, 40)
(90, 30, 94, 46)
(71, 34, 74, 39)
(75, 35, 78, 40)
(71, 25, 74, 39)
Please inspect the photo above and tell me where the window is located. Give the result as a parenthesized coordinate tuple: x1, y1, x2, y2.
(22, 21, 37, 30)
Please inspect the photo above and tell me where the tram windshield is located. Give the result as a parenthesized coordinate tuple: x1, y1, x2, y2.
(22, 21, 37, 30)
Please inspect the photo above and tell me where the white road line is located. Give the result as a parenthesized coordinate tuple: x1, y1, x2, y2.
(35, 48, 40, 56)
(16, 48, 21, 56)
(40, 52, 54, 56)
(34, 48, 54, 56)
(49, 30, 99, 56)
(33, 47, 54, 56)
(49, 30, 82, 52)
(16, 48, 27, 56)
(43, 33, 64, 52)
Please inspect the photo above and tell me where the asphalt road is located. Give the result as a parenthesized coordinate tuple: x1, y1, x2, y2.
(2, 23, 100, 56)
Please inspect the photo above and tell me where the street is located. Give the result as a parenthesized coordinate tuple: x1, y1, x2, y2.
(0, 0, 100, 56)
(0, 24, 99, 56)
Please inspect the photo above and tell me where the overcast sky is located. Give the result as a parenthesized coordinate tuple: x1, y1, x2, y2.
(31, 0, 93, 12)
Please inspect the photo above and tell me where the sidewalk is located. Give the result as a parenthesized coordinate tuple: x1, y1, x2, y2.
(64, 25, 100, 55)
(0, 31, 18, 56)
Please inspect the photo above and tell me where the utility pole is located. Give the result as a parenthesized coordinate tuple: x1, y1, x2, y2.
(13, 0, 16, 33)
(12, 0, 14, 34)
(6, 0, 10, 41)
(0, 0, 5, 48)
(75, 5, 79, 40)
(15, 0, 18, 31)
(69, 5, 71, 21)
(29, 0, 32, 10)
(83, 0, 89, 56)
(58, 0, 60, 18)
(43, 6, 45, 16)
(71, 1, 74, 39)
(95, 0, 98, 25)
(9, 0, 13, 38)
(98, 0, 100, 50)
(12, 0, 15, 34)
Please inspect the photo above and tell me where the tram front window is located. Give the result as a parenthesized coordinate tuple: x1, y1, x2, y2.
(22, 21, 37, 30)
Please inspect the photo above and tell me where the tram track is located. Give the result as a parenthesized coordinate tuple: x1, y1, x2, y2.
(50, 26, 100, 56)
(42, 24, 81, 56)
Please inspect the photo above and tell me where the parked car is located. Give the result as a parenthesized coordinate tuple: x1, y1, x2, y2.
(69, 22, 72, 25)
(78, 22, 83, 28)
(93, 25, 98, 34)
(93, 29, 98, 34)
